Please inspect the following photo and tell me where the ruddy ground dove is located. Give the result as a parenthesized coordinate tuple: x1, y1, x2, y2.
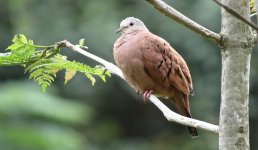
(113, 17, 198, 138)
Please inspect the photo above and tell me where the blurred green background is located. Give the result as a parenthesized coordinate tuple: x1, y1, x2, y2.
(0, 0, 257, 150)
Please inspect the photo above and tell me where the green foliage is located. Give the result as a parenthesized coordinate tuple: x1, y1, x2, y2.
(1, 34, 110, 92)
(6, 34, 35, 57)
(250, 0, 256, 15)
(0, 34, 36, 65)
(79, 39, 85, 47)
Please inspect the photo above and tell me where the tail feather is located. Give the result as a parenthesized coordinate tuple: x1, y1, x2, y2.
(184, 109, 198, 138)
(182, 95, 198, 138)
(187, 126, 198, 138)
(169, 94, 198, 138)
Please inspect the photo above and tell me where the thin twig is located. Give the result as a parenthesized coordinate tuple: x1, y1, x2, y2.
(146, 0, 222, 45)
(213, 0, 258, 31)
(57, 40, 219, 134)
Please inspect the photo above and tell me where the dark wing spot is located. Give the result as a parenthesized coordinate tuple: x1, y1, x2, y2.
(164, 76, 167, 82)
(158, 60, 164, 69)
(170, 62, 173, 74)
(144, 66, 151, 77)
(167, 67, 172, 77)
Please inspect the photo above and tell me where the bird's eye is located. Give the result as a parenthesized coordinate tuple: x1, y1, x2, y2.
(129, 22, 134, 26)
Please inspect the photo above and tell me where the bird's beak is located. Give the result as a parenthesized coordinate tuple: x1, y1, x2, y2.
(115, 27, 123, 33)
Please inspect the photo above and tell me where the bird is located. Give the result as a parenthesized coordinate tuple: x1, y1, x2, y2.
(113, 17, 198, 138)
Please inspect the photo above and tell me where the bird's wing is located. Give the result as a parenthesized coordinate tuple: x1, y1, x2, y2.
(141, 33, 193, 95)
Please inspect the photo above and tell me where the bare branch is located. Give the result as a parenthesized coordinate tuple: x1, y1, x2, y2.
(149, 95, 219, 134)
(146, 0, 221, 45)
(213, 0, 258, 31)
(57, 40, 219, 134)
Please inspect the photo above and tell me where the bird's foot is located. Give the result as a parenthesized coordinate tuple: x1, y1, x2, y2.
(142, 90, 153, 104)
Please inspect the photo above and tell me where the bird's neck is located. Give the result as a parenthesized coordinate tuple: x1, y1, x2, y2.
(124, 27, 149, 35)
(115, 28, 149, 49)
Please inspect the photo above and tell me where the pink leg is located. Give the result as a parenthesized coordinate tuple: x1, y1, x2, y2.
(142, 90, 153, 104)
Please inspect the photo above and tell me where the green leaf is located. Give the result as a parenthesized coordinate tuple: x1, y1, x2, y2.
(85, 73, 96, 86)
(105, 71, 111, 77)
(99, 74, 106, 82)
(6, 34, 36, 59)
(250, 0, 256, 14)
(79, 39, 85, 47)
(19, 34, 27, 43)
(64, 69, 76, 84)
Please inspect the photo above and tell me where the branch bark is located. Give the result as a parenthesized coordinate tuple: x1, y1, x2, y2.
(57, 40, 219, 134)
(146, 0, 222, 44)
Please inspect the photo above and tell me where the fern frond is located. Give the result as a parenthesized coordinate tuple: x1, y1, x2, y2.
(25, 54, 109, 91)
(24, 59, 52, 73)
(6, 34, 36, 59)
(28, 63, 57, 92)
(2, 34, 111, 92)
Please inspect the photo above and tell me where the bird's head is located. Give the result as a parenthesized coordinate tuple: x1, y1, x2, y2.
(116, 17, 148, 34)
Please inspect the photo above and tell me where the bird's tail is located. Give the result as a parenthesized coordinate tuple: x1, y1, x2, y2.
(185, 112, 199, 138)
(169, 95, 198, 138)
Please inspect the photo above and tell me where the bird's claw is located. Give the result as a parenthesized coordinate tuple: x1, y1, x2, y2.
(143, 90, 153, 104)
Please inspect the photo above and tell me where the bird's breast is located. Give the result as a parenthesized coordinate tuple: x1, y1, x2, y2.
(114, 36, 156, 93)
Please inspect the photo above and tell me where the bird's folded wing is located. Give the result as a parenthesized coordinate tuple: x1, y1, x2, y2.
(141, 33, 192, 95)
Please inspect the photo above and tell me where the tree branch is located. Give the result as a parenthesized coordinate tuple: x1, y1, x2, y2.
(57, 40, 219, 134)
(146, 0, 222, 45)
(213, 0, 258, 31)
(149, 95, 219, 134)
